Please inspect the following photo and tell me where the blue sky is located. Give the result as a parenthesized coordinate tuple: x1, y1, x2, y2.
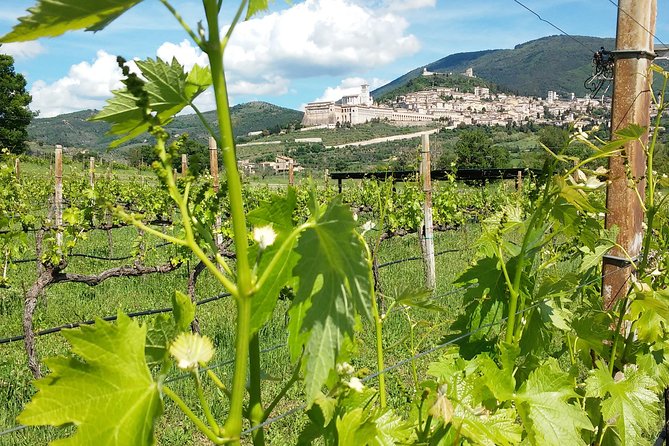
(0, 0, 667, 117)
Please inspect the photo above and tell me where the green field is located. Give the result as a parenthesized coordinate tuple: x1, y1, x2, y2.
(0, 214, 481, 445)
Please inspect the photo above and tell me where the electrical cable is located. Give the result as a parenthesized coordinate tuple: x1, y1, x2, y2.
(605, 0, 667, 48)
(511, 0, 597, 54)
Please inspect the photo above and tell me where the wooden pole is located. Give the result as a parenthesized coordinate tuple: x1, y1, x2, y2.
(181, 154, 188, 177)
(14, 158, 20, 181)
(54, 146, 63, 250)
(89, 156, 95, 189)
(288, 159, 294, 186)
(209, 137, 223, 250)
(602, 0, 656, 309)
(420, 134, 436, 289)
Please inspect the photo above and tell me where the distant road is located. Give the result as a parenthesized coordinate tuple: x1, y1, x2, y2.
(326, 127, 448, 149)
(237, 141, 282, 147)
(238, 126, 453, 149)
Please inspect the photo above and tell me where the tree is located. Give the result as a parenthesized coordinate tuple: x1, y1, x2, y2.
(538, 127, 569, 153)
(173, 133, 209, 176)
(0, 54, 33, 154)
(455, 129, 509, 168)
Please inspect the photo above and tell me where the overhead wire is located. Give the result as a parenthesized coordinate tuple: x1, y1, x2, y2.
(510, 0, 597, 54)
(605, 0, 667, 48)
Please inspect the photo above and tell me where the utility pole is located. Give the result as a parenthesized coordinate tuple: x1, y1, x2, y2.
(602, 0, 656, 309)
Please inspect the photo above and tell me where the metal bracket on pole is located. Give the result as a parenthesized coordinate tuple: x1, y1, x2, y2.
(610, 49, 657, 60)
(655, 45, 669, 61)
(602, 254, 640, 269)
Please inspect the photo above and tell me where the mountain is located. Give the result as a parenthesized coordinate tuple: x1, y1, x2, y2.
(28, 101, 304, 150)
(372, 35, 616, 99)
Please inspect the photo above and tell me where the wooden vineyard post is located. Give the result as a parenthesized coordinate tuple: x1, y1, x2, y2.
(89, 157, 95, 189)
(288, 159, 294, 186)
(516, 170, 522, 192)
(14, 158, 20, 180)
(54, 145, 63, 250)
(209, 137, 224, 250)
(181, 154, 188, 177)
(420, 134, 436, 289)
(601, 0, 656, 309)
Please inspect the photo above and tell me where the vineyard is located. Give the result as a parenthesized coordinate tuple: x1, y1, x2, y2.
(1, 1, 669, 446)
(0, 154, 521, 444)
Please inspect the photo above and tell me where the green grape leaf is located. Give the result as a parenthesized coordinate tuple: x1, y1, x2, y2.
(172, 290, 195, 332)
(246, 0, 270, 19)
(145, 313, 175, 368)
(394, 286, 445, 312)
(0, 0, 143, 42)
(614, 124, 646, 140)
(579, 242, 614, 273)
(248, 189, 299, 334)
(585, 361, 659, 445)
(516, 359, 593, 446)
(475, 355, 516, 402)
(371, 409, 413, 446)
(457, 408, 522, 446)
(336, 408, 373, 445)
(628, 288, 669, 343)
(288, 196, 373, 404)
(92, 58, 211, 147)
(18, 313, 162, 446)
(336, 408, 411, 446)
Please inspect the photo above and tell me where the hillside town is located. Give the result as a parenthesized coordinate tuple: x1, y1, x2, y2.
(302, 69, 610, 129)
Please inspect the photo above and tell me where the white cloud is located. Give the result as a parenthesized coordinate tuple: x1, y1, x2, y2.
(225, 0, 421, 78)
(156, 39, 290, 112)
(384, 0, 436, 11)
(30, 50, 124, 117)
(314, 77, 388, 102)
(156, 40, 208, 71)
(27, 0, 423, 117)
(0, 41, 45, 59)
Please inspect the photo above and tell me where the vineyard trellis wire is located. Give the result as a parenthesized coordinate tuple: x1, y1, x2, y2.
(0, 245, 474, 346)
(0, 266, 626, 439)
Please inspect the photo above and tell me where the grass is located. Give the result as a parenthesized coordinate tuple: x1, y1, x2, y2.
(258, 122, 440, 146)
(0, 210, 481, 445)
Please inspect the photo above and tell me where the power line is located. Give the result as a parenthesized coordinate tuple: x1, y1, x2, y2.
(511, 0, 597, 54)
(605, 0, 667, 48)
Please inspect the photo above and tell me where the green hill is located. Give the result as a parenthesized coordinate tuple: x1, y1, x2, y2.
(375, 73, 505, 104)
(28, 101, 304, 150)
(373, 35, 616, 99)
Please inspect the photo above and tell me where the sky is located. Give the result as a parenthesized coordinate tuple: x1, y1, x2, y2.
(0, 0, 667, 118)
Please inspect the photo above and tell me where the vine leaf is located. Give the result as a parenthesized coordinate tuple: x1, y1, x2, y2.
(288, 196, 373, 404)
(246, 0, 270, 20)
(336, 408, 411, 446)
(92, 58, 211, 147)
(0, 0, 144, 42)
(247, 188, 299, 334)
(18, 313, 163, 446)
(516, 359, 593, 446)
(145, 313, 175, 368)
(585, 361, 659, 445)
(173, 290, 196, 331)
(628, 288, 669, 343)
